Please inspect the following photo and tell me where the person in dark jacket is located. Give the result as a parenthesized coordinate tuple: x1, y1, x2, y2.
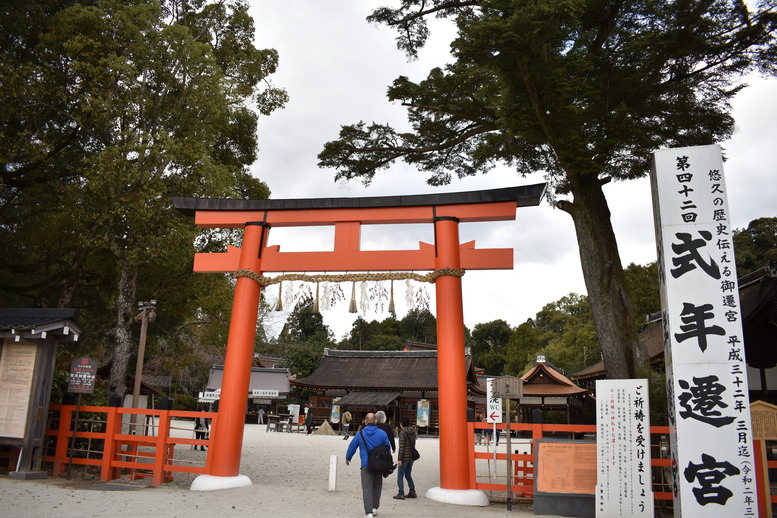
(305, 408, 315, 434)
(194, 409, 210, 451)
(393, 417, 418, 499)
(375, 410, 396, 452)
(346, 412, 392, 518)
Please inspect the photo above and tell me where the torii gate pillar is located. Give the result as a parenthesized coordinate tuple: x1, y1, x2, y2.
(190, 222, 267, 490)
(427, 216, 490, 506)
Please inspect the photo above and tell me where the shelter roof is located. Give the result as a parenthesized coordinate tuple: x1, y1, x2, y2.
(521, 360, 587, 397)
(335, 391, 402, 407)
(173, 184, 546, 217)
(0, 308, 80, 342)
(292, 349, 482, 393)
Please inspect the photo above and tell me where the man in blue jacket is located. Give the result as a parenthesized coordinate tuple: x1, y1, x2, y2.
(346, 412, 392, 518)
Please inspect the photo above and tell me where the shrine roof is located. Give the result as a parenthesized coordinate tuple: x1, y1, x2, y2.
(0, 308, 81, 342)
(521, 360, 587, 396)
(173, 184, 546, 217)
(521, 383, 589, 397)
(292, 349, 482, 393)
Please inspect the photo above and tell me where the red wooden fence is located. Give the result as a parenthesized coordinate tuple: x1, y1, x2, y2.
(44, 404, 215, 485)
(469, 421, 773, 513)
(35, 404, 777, 512)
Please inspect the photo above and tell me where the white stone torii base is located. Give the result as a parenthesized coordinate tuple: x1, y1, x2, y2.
(425, 487, 490, 506)
(189, 474, 252, 491)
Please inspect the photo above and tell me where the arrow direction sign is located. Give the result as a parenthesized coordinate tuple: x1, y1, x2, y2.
(486, 377, 502, 424)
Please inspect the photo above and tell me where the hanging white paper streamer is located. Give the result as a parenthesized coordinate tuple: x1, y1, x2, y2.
(321, 281, 331, 311)
(359, 281, 368, 313)
(283, 280, 295, 309)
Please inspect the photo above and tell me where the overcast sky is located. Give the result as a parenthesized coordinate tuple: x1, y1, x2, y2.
(247, 2, 777, 340)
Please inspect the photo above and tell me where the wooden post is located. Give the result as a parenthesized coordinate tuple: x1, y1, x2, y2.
(506, 398, 512, 511)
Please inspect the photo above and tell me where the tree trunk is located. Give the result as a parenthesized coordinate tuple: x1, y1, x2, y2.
(108, 255, 138, 397)
(557, 174, 648, 379)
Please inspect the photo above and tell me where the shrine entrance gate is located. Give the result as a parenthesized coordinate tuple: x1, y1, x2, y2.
(173, 184, 545, 502)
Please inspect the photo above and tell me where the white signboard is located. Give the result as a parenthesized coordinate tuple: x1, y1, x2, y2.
(486, 378, 502, 423)
(652, 145, 756, 517)
(596, 379, 654, 517)
(199, 391, 220, 401)
(251, 389, 279, 398)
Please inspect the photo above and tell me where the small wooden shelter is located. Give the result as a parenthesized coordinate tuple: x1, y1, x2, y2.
(517, 356, 588, 424)
(0, 308, 80, 478)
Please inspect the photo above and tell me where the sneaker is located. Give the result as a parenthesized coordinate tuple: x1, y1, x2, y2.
(406, 492, 417, 498)
(372, 509, 378, 516)
(365, 514, 373, 518)
(343, 436, 348, 440)
(393, 494, 405, 500)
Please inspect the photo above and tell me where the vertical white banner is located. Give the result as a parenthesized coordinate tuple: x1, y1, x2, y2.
(486, 377, 502, 424)
(596, 379, 653, 517)
(651, 145, 756, 517)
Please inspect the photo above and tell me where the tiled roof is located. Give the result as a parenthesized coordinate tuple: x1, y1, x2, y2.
(292, 349, 481, 392)
(0, 308, 80, 342)
(521, 361, 587, 396)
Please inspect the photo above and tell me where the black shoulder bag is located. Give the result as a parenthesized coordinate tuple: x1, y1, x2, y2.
(360, 429, 395, 477)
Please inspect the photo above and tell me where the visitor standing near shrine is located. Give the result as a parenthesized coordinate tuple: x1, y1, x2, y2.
(341, 408, 352, 440)
(194, 409, 209, 451)
(257, 407, 265, 424)
(345, 412, 391, 518)
(305, 408, 315, 434)
(375, 410, 396, 451)
(393, 417, 418, 500)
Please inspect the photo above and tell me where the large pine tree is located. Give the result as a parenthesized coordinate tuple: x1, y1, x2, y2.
(319, 0, 777, 378)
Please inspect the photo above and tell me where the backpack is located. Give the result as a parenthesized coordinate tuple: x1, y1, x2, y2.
(360, 430, 395, 478)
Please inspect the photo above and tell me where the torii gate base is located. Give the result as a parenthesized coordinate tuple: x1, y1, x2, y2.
(174, 185, 545, 500)
(190, 474, 252, 491)
(427, 487, 490, 507)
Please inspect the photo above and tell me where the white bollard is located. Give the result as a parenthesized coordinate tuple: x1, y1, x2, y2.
(328, 454, 338, 492)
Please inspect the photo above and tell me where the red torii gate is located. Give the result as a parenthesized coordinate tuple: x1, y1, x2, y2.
(173, 184, 545, 502)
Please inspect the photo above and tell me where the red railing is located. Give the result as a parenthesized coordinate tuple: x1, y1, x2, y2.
(469, 422, 681, 505)
(469, 422, 775, 515)
(45, 404, 216, 485)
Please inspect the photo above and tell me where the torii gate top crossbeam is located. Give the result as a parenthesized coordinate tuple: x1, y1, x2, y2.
(172, 184, 546, 273)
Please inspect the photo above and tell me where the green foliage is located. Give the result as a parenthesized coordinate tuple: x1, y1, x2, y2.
(0, 0, 285, 394)
(278, 298, 333, 343)
(276, 297, 335, 377)
(733, 217, 777, 277)
(505, 321, 543, 376)
(169, 393, 198, 412)
(470, 319, 512, 375)
(363, 334, 404, 351)
(623, 262, 661, 327)
(397, 308, 437, 343)
(278, 338, 332, 379)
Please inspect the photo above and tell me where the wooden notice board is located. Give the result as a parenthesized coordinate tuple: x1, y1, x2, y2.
(535, 440, 597, 495)
(751, 400, 777, 440)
